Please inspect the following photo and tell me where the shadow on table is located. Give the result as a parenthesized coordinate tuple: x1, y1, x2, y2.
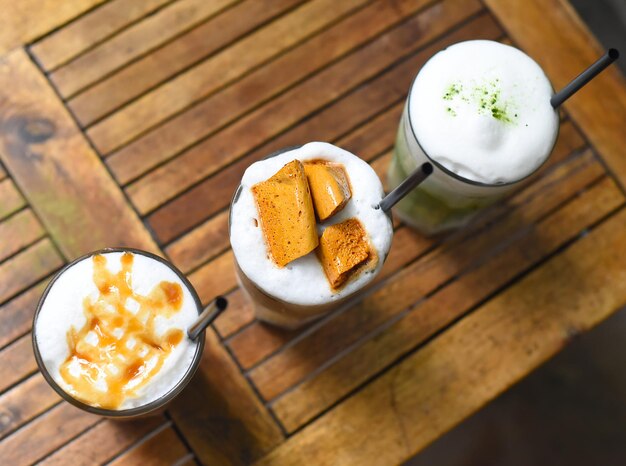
(404, 304, 626, 466)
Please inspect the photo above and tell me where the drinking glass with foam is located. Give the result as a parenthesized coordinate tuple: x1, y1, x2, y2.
(389, 40, 560, 235)
(229, 142, 393, 329)
(33, 249, 207, 417)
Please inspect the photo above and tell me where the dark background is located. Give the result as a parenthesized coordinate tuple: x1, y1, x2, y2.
(407, 1, 626, 464)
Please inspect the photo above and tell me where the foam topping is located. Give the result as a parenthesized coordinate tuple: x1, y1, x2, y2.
(230, 142, 393, 306)
(409, 40, 559, 184)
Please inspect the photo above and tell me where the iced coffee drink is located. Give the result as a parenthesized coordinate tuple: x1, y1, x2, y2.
(33, 249, 204, 416)
(389, 40, 559, 235)
(230, 142, 393, 329)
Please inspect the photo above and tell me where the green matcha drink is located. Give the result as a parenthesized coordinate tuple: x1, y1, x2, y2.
(389, 40, 559, 235)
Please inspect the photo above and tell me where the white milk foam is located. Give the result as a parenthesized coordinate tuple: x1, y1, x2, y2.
(35, 252, 199, 409)
(230, 142, 393, 306)
(409, 40, 559, 184)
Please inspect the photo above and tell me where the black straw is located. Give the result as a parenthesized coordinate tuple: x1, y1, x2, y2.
(379, 162, 433, 212)
(551, 48, 619, 108)
(188, 296, 228, 340)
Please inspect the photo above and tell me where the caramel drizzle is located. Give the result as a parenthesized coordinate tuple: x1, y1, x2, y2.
(59, 253, 184, 409)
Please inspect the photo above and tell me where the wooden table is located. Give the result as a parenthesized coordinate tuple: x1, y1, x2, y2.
(0, 0, 625, 464)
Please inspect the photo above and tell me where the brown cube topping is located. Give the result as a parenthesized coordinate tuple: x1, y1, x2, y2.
(252, 160, 318, 267)
(304, 161, 351, 222)
(317, 218, 371, 289)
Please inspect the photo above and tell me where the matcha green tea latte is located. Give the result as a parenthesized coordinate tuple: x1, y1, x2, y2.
(389, 40, 559, 235)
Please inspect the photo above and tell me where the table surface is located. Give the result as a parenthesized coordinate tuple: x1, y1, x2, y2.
(0, 0, 625, 464)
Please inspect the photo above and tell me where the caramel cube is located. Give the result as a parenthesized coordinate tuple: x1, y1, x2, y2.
(304, 161, 351, 221)
(252, 160, 318, 267)
(317, 218, 370, 289)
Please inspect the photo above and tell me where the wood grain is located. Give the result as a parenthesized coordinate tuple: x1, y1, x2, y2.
(0, 208, 44, 263)
(88, 0, 370, 154)
(247, 150, 600, 401)
(166, 210, 230, 274)
(0, 0, 105, 56)
(50, 0, 238, 97)
(169, 328, 284, 466)
(39, 416, 166, 466)
(256, 191, 626, 466)
(484, 0, 626, 188)
(273, 173, 623, 432)
(145, 5, 495, 242)
(0, 334, 36, 394)
(187, 250, 238, 304)
(69, 0, 305, 127)
(0, 178, 26, 221)
(0, 279, 48, 348)
(0, 402, 96, 465)
(0, 239, 62, 304)
(30, 0, 173, 71)
(0, 373, 59, 439)
(213, 288, 255, 338)
(105, 0, 438, 184)
(0, 48, 159, 259)
(108, 426, 189, 466)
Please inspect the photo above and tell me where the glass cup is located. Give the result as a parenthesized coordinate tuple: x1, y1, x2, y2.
(32, 248, 208, 418)
(388, 44, 559, 236)
(230, 147, 393, 329)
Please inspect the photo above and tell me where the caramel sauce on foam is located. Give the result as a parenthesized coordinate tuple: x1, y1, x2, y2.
(59, 252, 185, 409)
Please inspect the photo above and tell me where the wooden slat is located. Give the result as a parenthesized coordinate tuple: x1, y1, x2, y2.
(169, 328, 284, 466)
(0, 334, 36, 394)
(39, 416, 166, 466)
(484, 0, 626, 187)
(0, 48, 159, 259)
(256, 200, 626, 466)
(0, 373, 59, 439)
(214, 288, 255, 338)
(0, 279, 49, 348)
(187, 251, 238, 304)
(88, 0, 370, 154)
(0, 209, 45, 263)
(166, 101, 405, 274)
(145, 5, 495, 242)
(69, 0, 306, 127)
(106, 0, 440, 184)
(0, 402, 96, 465)
(127, 0, 486, 215)
(246, 150, 601, 400)
(273, 174, 624, 432)
(166, 210, 230, 274)
(108, 426, 189, 466)
(0, 239, 62, 304)
(0, 178, 26, 221)
(50, 0, 238, 97)
(0, 0, 105, 56)
(30, 0, 173, 71)
(0, 162, 6, 180)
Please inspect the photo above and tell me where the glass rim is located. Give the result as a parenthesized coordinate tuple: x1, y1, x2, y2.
(32, 247, 206, 418)
(405, 40, 560, 188)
